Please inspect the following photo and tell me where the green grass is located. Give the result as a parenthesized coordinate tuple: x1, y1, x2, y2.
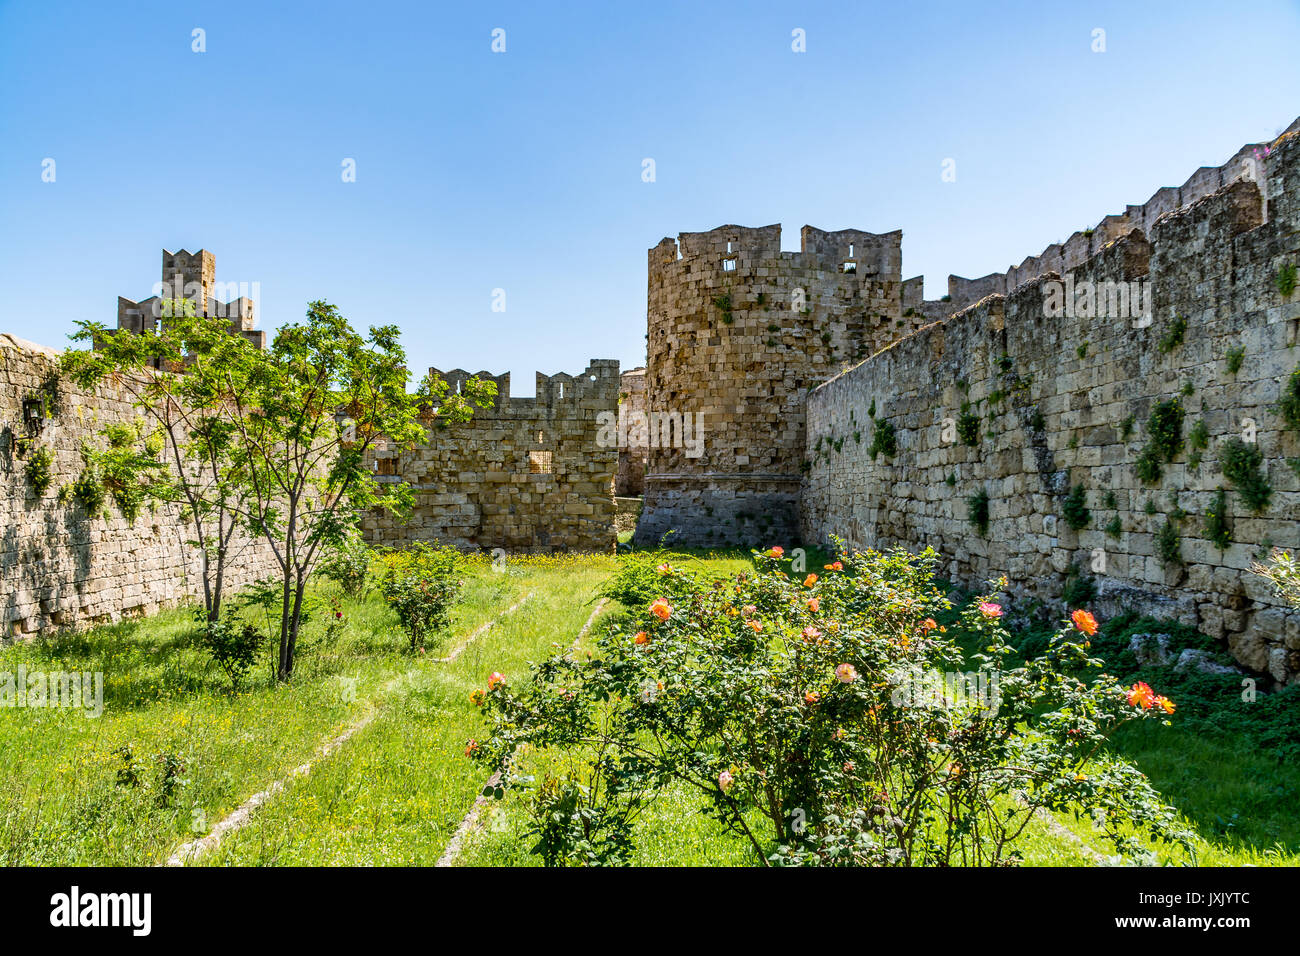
(3, 550, 1296, 867)
(0, 559, 531, 865)
(193, 555, 614, 865)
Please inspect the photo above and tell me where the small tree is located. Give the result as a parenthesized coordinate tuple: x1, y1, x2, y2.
(63, 301, 258, 622)
(233, 301, 494, 679)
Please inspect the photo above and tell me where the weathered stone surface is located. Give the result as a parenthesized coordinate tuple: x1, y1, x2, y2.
(362, 361, 619, 554)
(0, 335, 278, 636)
(801, 125, 1300, 683)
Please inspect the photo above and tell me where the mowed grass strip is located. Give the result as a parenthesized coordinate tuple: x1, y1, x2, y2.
(0, 564, 528, 866)
(192, 555, 614, 866)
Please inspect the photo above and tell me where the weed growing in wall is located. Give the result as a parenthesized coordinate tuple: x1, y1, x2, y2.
(1119, 414, 1135, 441)
(1157, 315, 1187, 354)
(1277, 262, 1298, 298)
(1225, 346, 1245, 376)
(1204, 487, 1232, 551)
(868, 419, 896, 460)
(957, 405, 980, 447)
(1278, 364, 1300, 431)
(1135, 398, 1184, 484)
(968, 488, 990, 536)
(1062, 484, 1091, 531)
(1155, 517, 1183, 568)
(713, 292, 734, 325)
(67, 464, 106, 513)
(1220, 437, 1272, 513)
(1135, 445, 1164, 485)
(1061, 564, 1096, 610)
(1147, 398, 1185, 461)
(23, 445, 53, 496)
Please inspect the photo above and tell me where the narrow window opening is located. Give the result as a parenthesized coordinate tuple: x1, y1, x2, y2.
(723, 258, 737, 272)
(528, 450, 553, 474)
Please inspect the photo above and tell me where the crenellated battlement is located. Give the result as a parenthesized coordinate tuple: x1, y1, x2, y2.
(427, 360, 619, 416)
(650, 222, 903, 283)
(944, 117, 1300, 314)
(114, 249, 264, 350)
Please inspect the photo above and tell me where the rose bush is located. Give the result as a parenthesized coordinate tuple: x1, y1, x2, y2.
(471, 544, 1189, 866)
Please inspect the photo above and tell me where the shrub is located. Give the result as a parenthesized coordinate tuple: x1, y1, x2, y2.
(470, 549, 1189, 866)
(968, 488, 990, 536)
(377, 543, 463, 652)
(1219, 437, 1272, 513)
(598, 545, 698, 608)
(24, 446, 53, 495)
(320, 531, 372, 598)
(197, 616, 266, 692)
(1062, 484, 1090, 531)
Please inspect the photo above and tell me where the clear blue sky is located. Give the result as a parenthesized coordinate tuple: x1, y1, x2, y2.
(2, 0, 1298, 393)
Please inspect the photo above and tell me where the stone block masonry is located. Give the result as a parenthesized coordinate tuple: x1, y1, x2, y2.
(635, 223, 929, 548)
(0, 335, 280, 636)
(363, 360, 620, 553)
(801, 124, 1300, 684)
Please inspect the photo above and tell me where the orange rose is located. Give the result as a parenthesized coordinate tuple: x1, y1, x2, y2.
(807, 597, 820, 613)
(649, 598, 672, 621)
(487, 671, 506, 690)
(634, 631, 650, 645)
(803, 574, 818, 588)
(1127, 681, 1156, 709)
(1071, 608, 1098, 637)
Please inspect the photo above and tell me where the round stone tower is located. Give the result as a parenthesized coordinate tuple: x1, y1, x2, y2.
(634, 222, 915, 547)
